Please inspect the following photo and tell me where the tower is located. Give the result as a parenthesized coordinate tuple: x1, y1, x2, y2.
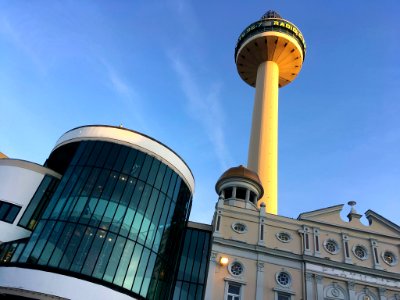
(235, 10, 306, 214)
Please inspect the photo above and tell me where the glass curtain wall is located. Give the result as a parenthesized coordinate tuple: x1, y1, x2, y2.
(172, 226, 212, 300)
(7, 141, 192, 299)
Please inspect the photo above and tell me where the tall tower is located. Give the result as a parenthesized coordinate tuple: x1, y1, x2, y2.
(235, 10, 306, 214)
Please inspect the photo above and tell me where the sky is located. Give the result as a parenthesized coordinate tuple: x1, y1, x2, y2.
(1, 1, 400, 225)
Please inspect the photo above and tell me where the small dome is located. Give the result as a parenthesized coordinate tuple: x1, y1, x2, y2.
(261, 10, 282, 20)
(216, 165, 263, 197)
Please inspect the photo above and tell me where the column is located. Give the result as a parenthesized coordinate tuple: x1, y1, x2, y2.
(256, 262, 264, 300)
(305, 273, 314, 300)
(370, 239, 382, 269)
(342, 233, 352, 264)
(313, 228, 320, 257)
(347, 281, 356, 299)
(316, 275, 324, 300)
(379, 287, 387, 300)
(204, 251, 218, 299)
(248, 60, 279, 214)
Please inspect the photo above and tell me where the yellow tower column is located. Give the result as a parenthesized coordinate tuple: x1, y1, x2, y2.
(248, 60, 279, 214)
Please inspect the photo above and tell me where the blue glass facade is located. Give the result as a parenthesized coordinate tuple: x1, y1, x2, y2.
(1, 140, 193, 299)
(172, 223, 212, 300)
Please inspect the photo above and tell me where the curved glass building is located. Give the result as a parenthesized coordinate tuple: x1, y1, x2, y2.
(0, 125, 196, 300)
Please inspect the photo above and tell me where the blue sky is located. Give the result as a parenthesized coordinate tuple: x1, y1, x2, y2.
(1, 1, 399, 225)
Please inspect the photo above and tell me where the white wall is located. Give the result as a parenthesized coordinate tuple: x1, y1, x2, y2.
(0, 267, 136, 300)
(0, 160, 59, 242)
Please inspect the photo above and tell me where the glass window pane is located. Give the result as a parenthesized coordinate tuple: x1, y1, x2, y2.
(113, 239, 135, 286)
(92, 232, 116, 279)
(91, 169, 111, 198)
(104, 144, 121, 170)
(86, 142, 104, 166)
(139, 252, 157, 297)
(50, 166, 83, 219)
(122, 149, 138, 175)
(28, 221, 56, 264)
(228, 284, 240, 294)
(0, 202, 10, 220)
(191, 231, 205, 282)
(95, 142, 112, 168)
(18, 176, 52, 227)
(59, 224, 86, 270)
(103, 236, 125, 282)
(69, 142, 86, 166)
(154, 164, 166, 190)
(180, 283, 189, 300)
(18, 220, 46, 263)
(195, 285, 203, 300)
(132, 248, 150, 294)
(167, 173, 177, 199)
(81, 229, 107, 276)
(146, 159, 160, 186)
(48, 223, 76, 267)
(77, 141, 95, 166)
(42, 167, 75, 220)
(38, 221, 66, 266)
(110, 205, 127, 233)
(113, 146, 129, 172)
(131, 152, 145, 178)
(4, 205, 21, 223)
(139, 155, 153, 182)
(70, 227, 96, 273)
(161, 168, 172, 194)
(123, 243, 143, 290)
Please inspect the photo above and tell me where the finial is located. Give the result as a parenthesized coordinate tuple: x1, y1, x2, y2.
(119, 124, 124, 128)
(348, 201, 357, 213)
(347, 201, 362, 222)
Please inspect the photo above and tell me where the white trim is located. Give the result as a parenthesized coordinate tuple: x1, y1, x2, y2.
(53, 126, 194, 193)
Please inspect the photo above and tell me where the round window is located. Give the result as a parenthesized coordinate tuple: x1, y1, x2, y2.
(382, 251, 398, 266)
(232, 222, 247, 233)
(324, 239, 339, 254)
(353, 245, 368, 260)
(276, 271, 291, 287)
(276, 232, 291, 243)
(229, 261, 244, 276)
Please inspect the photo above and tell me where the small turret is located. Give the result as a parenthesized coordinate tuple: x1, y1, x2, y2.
(216, 165, 264, 210)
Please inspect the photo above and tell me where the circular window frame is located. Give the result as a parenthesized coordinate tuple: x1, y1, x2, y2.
(231, 222, 248, 234)
(275, 271, 292, 288)
(228, 261, 245, 277)
(381, 250, 398, 266)
(276, 231, 292, 243)
(323, 239, 340, 255)
(352, 245, 369, 261)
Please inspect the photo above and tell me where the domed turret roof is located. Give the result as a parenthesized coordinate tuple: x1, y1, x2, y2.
(216, 165, 264, 197)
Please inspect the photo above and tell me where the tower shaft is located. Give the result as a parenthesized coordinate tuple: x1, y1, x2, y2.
(247, 61, 279, 214)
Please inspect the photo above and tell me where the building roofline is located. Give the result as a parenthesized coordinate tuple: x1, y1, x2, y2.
(0, 158, 61, 179)
(53, 125, 195, 193)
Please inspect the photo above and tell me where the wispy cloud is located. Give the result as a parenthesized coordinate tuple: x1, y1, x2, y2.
(99, 59, 148, 130)
(169, 53, 231, 170)
(0, 17, 46, 73)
